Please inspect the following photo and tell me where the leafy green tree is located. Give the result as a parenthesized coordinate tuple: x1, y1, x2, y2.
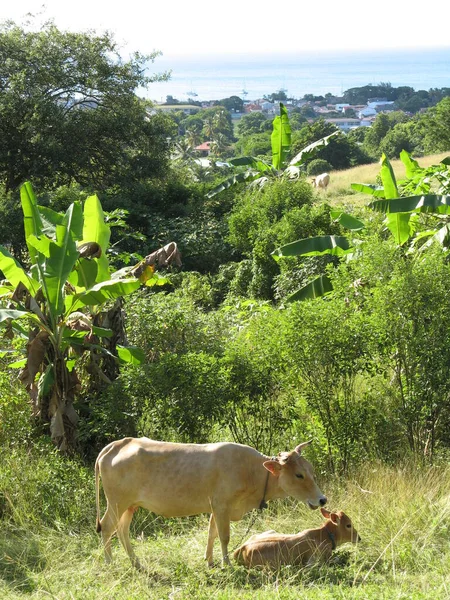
(307, 159, 332, 176)
(0, 20, 171, 193)
(420, 97, 450, 154)
(291, 120, 355, 169)
(289, 112, 308, 131)
(379, 120, 421, 158)
(362, 112, 410, 159)
(237, 112, 269, 137)
(236, 133, 271, 158)
(217, 96, 244, 113)
(264, 90, 288, 103)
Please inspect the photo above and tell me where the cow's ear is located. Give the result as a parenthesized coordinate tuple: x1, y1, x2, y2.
(330, 512, 340, 525)
(294, 439, 312, 454)
(320, 507, 331, 519)
(263, 460, 281, 476)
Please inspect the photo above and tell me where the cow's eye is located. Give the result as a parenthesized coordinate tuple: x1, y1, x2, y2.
(346, 524, 352, 529)
(296, 473, 304, 479)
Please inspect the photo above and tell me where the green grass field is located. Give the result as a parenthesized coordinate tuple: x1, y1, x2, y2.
(1, 462, 449, 599)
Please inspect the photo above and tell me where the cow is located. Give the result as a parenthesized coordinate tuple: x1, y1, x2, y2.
(95, 438, 327, 569)
(234, 507, 360, 568)
(311, 172, 330, 189)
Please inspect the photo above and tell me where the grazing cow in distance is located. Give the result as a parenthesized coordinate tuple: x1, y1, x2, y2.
(234, 507, 361, 568)
(95, 438, 327, 569)
(311, 172, 330, 189)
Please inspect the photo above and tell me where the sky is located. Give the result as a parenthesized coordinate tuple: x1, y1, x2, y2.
(1, 0, 450, 61)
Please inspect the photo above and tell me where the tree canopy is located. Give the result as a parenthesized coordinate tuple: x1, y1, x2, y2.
(0, 20, 173, 193)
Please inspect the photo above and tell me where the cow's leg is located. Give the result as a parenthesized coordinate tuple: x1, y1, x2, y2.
(212, 508, 231, 566)
(205, 513, 218, 567)
(117, 506, 142, 569)
(99, 504, 121, 563)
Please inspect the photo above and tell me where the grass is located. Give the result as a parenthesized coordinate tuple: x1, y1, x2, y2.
(316, 152, 450, 210)
(1, 459, 449, 599)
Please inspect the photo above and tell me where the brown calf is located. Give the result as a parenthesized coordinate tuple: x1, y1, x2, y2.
(234, 507, 360, 568)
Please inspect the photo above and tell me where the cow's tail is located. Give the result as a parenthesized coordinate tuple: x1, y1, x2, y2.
(95, 455, 102, 533)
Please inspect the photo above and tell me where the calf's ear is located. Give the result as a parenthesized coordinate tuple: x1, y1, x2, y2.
(320, 507, 331, 519)
(263, 460, 281, 476)
(330, 513, 341, 525)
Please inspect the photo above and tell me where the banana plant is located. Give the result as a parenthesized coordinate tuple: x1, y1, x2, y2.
(206, 104, 339, 197)
(271, 152, 450, 302)
(0, 182, 173, 451)
(355, 151, 450, 249)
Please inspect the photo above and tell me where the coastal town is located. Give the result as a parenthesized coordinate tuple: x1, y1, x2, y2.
(155, 95, 399, 133)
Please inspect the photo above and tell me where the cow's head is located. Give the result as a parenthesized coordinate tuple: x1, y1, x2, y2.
(263, 440, 327, 509)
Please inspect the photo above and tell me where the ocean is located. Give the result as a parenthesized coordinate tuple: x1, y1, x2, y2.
(145, 47, 450, 103)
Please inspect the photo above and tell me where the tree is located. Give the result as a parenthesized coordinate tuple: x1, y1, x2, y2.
(0, 182, 178, 451)
(237, 112, 269, 137)
(362, 112, 410, 159)
(264, 90, 288, 103)
(420, 97, 450, 154)
(379, 121, 421, 158)
(0, 20, 172, 193)
(217, 96, 244, 113)
(291, 120, 356, 169)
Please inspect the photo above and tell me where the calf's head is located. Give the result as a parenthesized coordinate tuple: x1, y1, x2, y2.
(263, 441, 327, 509)
(321, 507, 361, 545)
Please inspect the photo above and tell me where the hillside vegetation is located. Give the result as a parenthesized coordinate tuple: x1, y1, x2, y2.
(1, 19, 450, 600)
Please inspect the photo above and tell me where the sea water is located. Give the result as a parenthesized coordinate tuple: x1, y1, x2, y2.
(145, 47, 450, 103)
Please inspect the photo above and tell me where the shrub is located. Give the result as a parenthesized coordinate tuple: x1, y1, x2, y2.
(307, 159, 332, 176)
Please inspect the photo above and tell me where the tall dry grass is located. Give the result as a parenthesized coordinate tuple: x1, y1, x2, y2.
(316, 152, 450, 208)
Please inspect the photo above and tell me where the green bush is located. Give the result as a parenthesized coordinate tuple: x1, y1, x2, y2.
(227, 178, 314, 254)
(307, 158, 332, 176)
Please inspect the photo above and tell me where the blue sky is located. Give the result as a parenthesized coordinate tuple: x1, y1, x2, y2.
(1, 0, 449, 59)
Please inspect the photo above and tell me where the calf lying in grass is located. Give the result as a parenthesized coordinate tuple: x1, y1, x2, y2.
(234, 507, 360, 568)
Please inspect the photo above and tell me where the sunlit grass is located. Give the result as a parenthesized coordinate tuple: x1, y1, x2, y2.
(316, 152, 450, 209)
(1, 463, 449, 599)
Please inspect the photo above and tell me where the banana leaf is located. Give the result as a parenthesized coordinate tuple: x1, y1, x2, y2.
(20, 182, 44, 266)
(0, 246, 40, 295)
(330, 210, 365, 231)
(116, 344, 146, 365)
(65, 278, 141, 313)
(380, 153, 399, 199)
(369, 195, 450, 215)
(27, 203, 82, 320)
(400, 150, 420, 179)
(206, 170, 262, 198)
(81, 195, 111, 283)
(380, 154, 411, 246)
(0, 309, 31, 322)
(228, 157, 274, 172)
(287, 275, 333, 302)
(271, 103, 291, 170)
(272, 235, 351, 260)
(351, 183, 385, 197)
(289, 131, 339, 167)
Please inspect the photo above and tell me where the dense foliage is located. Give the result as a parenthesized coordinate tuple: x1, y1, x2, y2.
(1, 20, 450, 472)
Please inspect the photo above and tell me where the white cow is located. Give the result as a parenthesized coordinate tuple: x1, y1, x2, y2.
(311, 173, 330, 189)
(95, 438, 327, 568)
